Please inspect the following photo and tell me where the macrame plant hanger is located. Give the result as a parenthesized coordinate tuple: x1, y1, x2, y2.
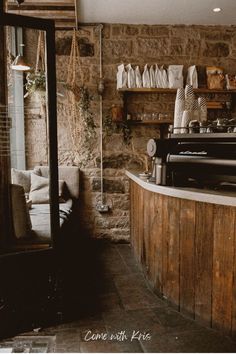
(36, 31, 48, 156)
(34, 31, 46, 115)
(66, 29, 82, 154)
(35, 30, 45, 75)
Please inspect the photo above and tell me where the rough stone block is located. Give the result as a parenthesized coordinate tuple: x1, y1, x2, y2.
(95, 154, 144, 171)
(201, 30, 233, 41)
(78, 38, 95, 57)
(203, 42, 230, 57)
(124, 25, 139, 36)
(136, 38, 170, 57)
(92, 178, 125, 194)
(140, 26, 170, 37)
(56, 37, 95, 57)
(111, 25, 124, 37)
(170, 45, 185, 56)
(102, 25, 111, 39)
(103, 40, 133, 59)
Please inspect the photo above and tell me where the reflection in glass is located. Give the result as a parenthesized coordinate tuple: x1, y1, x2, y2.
(5, 26, 52, 251)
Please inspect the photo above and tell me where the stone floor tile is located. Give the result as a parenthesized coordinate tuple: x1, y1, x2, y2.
(54, 329, 81, 345)
(117, 287, 165, 310)
(152, 307, 202, 333)
(79, 339, 143, 353)
(56, 343, 81, 353)
(94, 277, 117, 295)
(102, 308, 164, 337)
(140, 329, 236, 353)
(78, 326, 108, 342)
(116, 244, 142, 274)
(2, 240, 236, 353)
(102, 256, 129, 275)
(97, 292, 123, 312)
(114, 273, 148, 290)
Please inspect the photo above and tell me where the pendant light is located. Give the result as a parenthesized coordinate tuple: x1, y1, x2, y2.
(11, 1, 30, 71)
(11, 44, 31, 71)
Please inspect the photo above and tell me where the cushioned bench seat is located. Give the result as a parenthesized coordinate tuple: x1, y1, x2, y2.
(11, 166, 80, 246)
(28, 199, 73, 243)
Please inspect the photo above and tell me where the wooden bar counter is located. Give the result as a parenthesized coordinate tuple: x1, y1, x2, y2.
(127, 170, 236, 337)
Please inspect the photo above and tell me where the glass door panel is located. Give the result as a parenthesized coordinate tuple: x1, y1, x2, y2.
(0, 13, 59, 254)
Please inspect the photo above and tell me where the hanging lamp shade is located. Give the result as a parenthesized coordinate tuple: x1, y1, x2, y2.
(11, 54, 31, 71)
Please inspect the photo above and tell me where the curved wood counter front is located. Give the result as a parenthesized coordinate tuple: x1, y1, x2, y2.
(127, 171, 236, 337)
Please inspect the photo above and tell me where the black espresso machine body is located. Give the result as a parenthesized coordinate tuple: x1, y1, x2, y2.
(150, 133, 236, 189)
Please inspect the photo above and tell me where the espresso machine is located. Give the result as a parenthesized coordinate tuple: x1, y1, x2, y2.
(147, 138, 171, 185)
(147, 134, 236, 189)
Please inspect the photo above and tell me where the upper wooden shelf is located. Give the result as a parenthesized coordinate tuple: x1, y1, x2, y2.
(118, 88, 236, 94)
(127, 120, 172, 125)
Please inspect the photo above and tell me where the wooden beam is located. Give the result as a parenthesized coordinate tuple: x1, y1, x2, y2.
(6, 0, 76, 28)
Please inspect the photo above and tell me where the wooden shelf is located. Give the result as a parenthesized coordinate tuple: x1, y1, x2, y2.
(127, 120, 172, 125)
(118, 88, 236, 94)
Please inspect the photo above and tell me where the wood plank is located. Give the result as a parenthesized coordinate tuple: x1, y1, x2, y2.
(129, 181, 134, 246)
(212, 205, 235, 335)
(231, 208, 236, 339)
(162, 196, 180, 309)
(129, 180, 236, 336)
(131, 182, 138, 257)
(143, 189, 151, 274)
(6, 0, 76, 28)
(138, 185, 144, 266)
(8, 4, 75, 11)
(152, 193, 163, 296)
(179, 199, 195, 318)
(195, 202, 214, 327)
(118, 88, 236, 94)
(133, 181, 142, 264)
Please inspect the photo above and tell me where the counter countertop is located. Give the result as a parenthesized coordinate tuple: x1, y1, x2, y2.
(126, 170, 236, 207)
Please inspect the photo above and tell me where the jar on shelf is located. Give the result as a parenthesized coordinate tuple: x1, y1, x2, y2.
(111, 105, 123, 122)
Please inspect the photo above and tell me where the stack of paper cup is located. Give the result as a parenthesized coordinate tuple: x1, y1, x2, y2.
(198, 97, 207, 122)
(192, 99, 200, 121)
(174, 88, 185, 134)
(181, 110, 192, 133)
(185, 84, 195, 111)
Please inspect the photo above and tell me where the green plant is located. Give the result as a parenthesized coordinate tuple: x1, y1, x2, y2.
(68, 85, 97, 167)
(121, 122, 132, 145)
(103, 111, 132, 145)
(78, 86, 96, 139)
(25, 71, 46, 95)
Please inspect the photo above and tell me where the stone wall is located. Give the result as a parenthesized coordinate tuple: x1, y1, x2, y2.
(26, 24, 236, 241)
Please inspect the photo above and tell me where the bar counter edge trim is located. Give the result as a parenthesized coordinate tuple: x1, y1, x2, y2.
(126, 170, 236, 207)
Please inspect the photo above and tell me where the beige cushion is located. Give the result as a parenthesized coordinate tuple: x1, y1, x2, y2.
(29, 173, 66, 204)
(11, 184, 32, 239)
(11, 168, 32, 193)
(35, 166, 80, 199)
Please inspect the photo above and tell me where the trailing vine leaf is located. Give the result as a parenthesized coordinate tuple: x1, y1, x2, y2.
(25, 71, 46, 97)
(103, 110, 132, 145)
(61, 84, 97, 168)
(121, 122, 132, 145)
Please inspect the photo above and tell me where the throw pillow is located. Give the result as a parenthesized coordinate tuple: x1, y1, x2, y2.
(11, 184, 32, 239)
(11, 168, 32, 193)
(29, 173, 66, 204)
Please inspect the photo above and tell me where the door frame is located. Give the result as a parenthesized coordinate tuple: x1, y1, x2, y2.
(0, 11, 60, 250)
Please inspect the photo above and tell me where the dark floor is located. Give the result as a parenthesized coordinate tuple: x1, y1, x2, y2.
(6, 241, 235, 353)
